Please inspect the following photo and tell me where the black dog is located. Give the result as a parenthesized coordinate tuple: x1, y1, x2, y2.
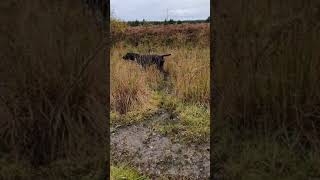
(122, 52, 171, 72)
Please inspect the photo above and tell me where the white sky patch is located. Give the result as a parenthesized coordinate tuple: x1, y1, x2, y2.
(169, 8, 200, 19)
(111, 0, 209, 21)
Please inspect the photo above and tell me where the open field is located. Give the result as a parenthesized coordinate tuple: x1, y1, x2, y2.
(110, 23, 210, 179)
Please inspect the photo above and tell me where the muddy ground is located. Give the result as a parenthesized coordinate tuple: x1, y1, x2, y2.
(111, 109, 210, 179)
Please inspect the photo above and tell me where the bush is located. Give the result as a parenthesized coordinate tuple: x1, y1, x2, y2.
(111, 18, 128, 44)
(119, 23, 209, 47)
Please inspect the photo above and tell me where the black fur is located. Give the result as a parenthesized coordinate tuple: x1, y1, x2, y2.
(122, 52, 171, 72)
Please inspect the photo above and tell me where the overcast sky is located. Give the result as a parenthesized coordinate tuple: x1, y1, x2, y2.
(111, 0, 210, 21)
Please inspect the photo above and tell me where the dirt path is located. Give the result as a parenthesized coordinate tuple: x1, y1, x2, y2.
(111, 109, 210, 179)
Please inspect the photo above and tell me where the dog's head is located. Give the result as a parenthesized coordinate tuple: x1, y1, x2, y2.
(122, 52, 139, 61)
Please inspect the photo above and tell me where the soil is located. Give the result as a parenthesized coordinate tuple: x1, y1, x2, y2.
(111, 109, 210, 179)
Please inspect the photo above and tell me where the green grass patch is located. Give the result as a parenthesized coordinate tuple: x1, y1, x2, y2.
(154, 92, 210, 144)
(177, 104, 210, 143)
(111, 165, 149, 180)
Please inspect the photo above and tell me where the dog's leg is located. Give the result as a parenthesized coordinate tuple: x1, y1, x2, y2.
(162, 69, 169, 81)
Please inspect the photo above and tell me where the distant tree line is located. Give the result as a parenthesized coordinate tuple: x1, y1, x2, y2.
(127, 16, 210, 27)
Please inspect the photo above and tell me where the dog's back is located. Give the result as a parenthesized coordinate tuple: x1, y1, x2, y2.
(123, 52, 171, 72)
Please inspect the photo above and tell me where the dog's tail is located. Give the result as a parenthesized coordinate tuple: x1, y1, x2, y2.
(161, 54, 171, 57)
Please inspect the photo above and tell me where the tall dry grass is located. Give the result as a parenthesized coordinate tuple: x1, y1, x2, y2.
(111, 47, 163, 114)
(212, 1, 320, 178)
(111, 60, 150, 114)
(165, 47, 210, 105)
(0, 0, 106, 172)
(111, 22, 210, 107)
(214, 0, 320, 147)
(111, 46, 210, 110)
